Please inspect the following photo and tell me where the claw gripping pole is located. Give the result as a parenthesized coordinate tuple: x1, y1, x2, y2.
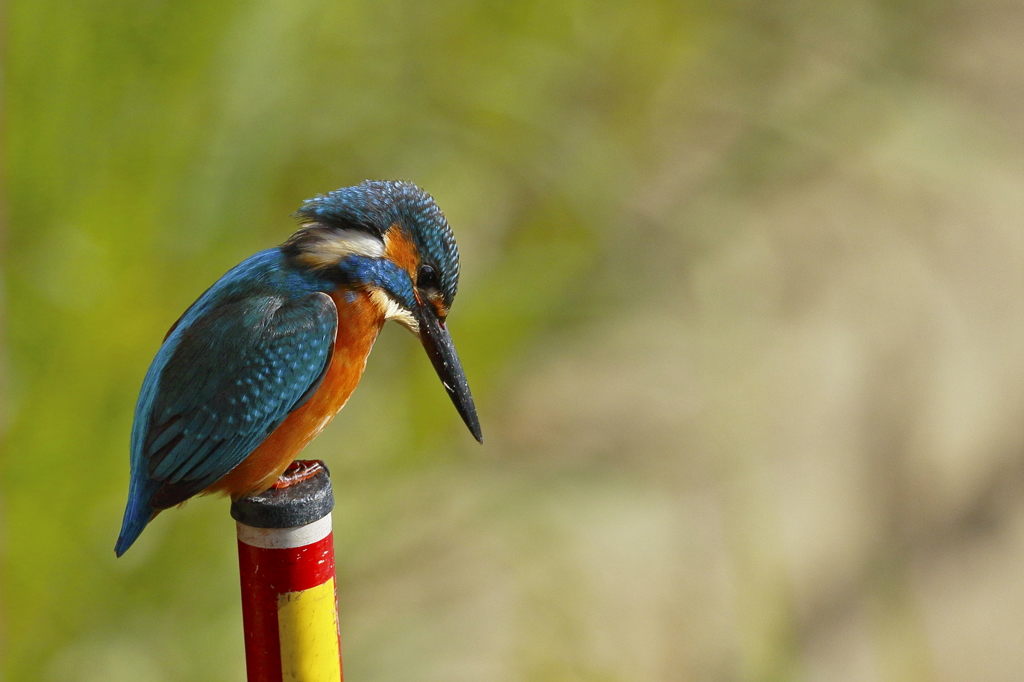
(231, 460, 343, 682)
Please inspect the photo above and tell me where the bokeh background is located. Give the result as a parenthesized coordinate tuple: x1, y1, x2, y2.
(6, 0, 1024, 680)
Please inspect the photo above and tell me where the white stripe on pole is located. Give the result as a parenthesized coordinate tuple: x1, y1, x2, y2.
(236, 514, 333, 549)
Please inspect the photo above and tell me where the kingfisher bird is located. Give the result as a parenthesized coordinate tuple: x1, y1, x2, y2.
(115, 181, 481, 556)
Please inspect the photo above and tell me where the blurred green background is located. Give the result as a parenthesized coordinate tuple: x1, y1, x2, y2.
(6, 0, 1024, 680)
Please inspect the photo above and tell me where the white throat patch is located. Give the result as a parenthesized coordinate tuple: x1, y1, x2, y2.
(369, 288, 419, 334)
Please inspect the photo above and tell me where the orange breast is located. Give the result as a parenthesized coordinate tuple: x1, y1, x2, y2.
(208, 289, 385, 499)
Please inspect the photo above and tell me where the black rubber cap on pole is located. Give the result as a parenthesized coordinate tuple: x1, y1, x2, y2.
(230, 462, 334, 529)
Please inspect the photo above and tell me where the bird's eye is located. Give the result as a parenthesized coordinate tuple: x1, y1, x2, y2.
(418, 264, 440, 290)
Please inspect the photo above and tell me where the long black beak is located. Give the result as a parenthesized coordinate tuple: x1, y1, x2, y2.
(417, 305, 483, 443)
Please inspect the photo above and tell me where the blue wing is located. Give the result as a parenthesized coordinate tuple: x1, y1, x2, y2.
(116, 268, 336, 555)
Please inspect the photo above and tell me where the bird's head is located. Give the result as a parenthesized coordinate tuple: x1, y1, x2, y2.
(284, 180, 482, 443)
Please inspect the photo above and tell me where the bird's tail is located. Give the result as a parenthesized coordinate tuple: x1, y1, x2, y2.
(115, 477, 159, 557)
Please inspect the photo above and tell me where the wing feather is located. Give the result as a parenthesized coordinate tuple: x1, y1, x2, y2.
(141, 291, 337, 499)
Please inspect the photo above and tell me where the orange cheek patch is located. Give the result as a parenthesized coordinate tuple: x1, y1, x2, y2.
(431, 297, 449, 320)
(384, 226, 420, 275)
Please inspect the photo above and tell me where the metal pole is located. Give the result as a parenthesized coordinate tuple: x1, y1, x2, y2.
(231, 460, 343, 682)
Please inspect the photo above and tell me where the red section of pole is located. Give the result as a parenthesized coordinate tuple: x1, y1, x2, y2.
(232, 461, 343, 682)
(238, 535, 339, 681)
(238, 541, 283, 680)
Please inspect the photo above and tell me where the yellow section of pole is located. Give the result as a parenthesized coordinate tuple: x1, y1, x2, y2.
(277, 578, 343, 682)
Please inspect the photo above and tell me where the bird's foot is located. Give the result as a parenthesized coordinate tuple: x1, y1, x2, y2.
(272, 459, 327, 489)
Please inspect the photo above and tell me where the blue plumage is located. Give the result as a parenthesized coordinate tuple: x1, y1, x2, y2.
(116, 250, 337, 556)
(336, 256, 416, 310)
